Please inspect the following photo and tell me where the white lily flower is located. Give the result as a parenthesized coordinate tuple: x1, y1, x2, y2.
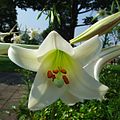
(11, 34, 23, 44)
(29, 29, 43, 41)
(29, 29, 39, 40)
(8, 31, 108, 110)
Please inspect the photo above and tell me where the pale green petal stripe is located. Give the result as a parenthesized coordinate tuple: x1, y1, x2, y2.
(8, 45, 40, 72)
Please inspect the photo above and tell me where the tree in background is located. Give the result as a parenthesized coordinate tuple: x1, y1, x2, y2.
(0, 0, 17, 42)
(0, 0, 120, 42)
(14, 0, 99, 40)
(95, 0, 120, 47)
(35, 0, 99, 40)
(34, 0, 118, 40)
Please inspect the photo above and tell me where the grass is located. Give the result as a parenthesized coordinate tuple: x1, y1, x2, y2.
(109, 64, 120, 72)
(0, 55, 20, 72)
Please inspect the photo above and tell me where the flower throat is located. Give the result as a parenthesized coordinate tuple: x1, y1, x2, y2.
(44, 49, 73, 88)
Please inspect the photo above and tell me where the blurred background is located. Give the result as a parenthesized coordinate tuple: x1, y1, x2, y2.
(0, 0, 120, 46)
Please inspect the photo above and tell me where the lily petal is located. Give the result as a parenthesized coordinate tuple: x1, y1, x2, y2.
(61, 92, 83, 106)
(68, 62, 108, 100)
(37, 31, 74, 58)
(8, 45, 39, 71)
(94, 45, 120, 80)
(28, 65, 65, 111)
(85, 45, 120, 80)
(73, 35, 102, 66)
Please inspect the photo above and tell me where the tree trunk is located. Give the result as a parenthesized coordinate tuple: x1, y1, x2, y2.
(55, 0, 79, 42)
(69, 0, 78, 40)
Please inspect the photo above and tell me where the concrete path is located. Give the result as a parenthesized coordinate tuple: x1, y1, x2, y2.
(0, 72, 25, 120)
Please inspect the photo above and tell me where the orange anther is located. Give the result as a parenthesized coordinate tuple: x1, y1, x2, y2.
(53, 69, 59, 74)
(61, 69, 67, 74)
(62, 75, 69, 84)
(47, 70, 53, 78)
(52, 74, 56, 79)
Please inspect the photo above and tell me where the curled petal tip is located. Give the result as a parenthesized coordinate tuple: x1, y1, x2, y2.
(99, 84, 109, 98)
(94, 45, 120, 80)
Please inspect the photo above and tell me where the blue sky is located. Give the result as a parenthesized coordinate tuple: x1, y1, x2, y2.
(16, 7, 96, 37)
(16, 7, 49, 31)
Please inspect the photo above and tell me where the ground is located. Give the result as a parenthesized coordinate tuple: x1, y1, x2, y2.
(0, 72, 25, 120)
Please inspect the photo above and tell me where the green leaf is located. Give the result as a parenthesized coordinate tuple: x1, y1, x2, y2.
(50, 10, 54, 23)
(55, 12, 61, 25)
(37, 8, 45, 20)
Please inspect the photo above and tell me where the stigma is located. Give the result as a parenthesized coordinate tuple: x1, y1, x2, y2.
(47, 68, 69, 88)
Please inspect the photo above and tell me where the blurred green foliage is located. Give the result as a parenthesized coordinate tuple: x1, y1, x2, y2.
(0, 55, 19, 72)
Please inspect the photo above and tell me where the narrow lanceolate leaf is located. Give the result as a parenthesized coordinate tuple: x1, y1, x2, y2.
(50, 10, 54, 23)
(70, 11, 120, 44)
(37, 8, 45, 20)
